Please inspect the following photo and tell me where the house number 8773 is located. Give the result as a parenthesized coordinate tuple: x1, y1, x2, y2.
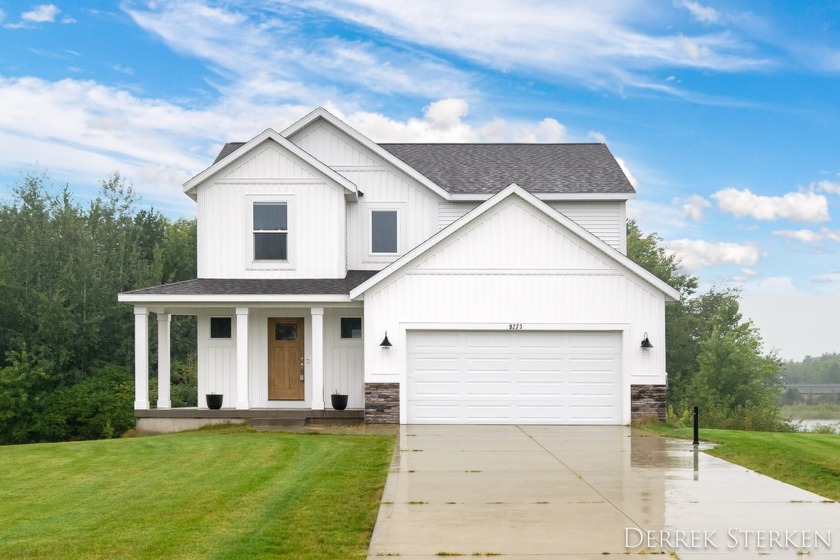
(509, 323, 523, 330)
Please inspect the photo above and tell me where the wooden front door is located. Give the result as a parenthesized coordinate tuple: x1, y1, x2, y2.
(268, 318, 305, 400)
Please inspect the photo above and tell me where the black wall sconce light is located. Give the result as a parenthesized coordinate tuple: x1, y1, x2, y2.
(380, 331, 392, 349)
(641, 332, 654, 350)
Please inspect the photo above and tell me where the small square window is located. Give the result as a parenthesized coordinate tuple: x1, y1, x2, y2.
(371, 210, 398, 254)
(340, 317, 362, 339)
(210, 317, 232, 339)
(275, 322, 298, 341)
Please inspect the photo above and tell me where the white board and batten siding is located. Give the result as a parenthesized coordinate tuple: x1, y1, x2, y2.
(407, 330, 622, 424)
(196, 142, 347, 279)
(196, 311, 238, 407)
(438, 200, 627, 253)
(290, 122, 442, 270)
(196, 308, 365, 410)
(362, 196, 666, 424)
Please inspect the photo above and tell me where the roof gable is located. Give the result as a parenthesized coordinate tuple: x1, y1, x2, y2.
(282, 107, 451, 200)
(350, 184, 680, 301)
(183, 128, 357, 198)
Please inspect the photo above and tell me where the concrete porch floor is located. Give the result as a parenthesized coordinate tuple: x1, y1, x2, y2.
(368, 425, 840, 559)
(135, 408, 365, 433)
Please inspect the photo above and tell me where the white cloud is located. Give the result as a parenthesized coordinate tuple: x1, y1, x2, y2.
(22, 4, 59, 23)
(676, 194, 711, 220)
(813, 273, 840, 284)
(675, 0, 720, 24)
(61, 17, 76, 24)
(615, 157, 638, 188)
(740, 268, 759, 277)
(295, 0, 766, 96)
(0, 78, 588, 212)
(665, 238, 760, 270)
(587, 131, 608, 143)
(712, 187, 829, 222)
(814, 179, 840, 194)
(772, 228, 840, 243)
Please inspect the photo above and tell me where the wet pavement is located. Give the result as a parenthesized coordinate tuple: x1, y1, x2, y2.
(367, 425, 840, 559)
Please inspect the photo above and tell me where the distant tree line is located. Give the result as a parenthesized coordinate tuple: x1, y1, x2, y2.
(627, 220, 784, 430)
(0, 173, 197, 444)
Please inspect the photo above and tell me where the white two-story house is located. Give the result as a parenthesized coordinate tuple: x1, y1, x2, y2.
(119, 107, 678, 430)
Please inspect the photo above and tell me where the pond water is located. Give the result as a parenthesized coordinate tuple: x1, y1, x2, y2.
(791, 418, 840, 432)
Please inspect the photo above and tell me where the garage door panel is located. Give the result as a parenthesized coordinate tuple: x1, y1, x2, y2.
(516, 381, 565, 397)
(408, 330, 622, 425)
(465, 380, 513, 395)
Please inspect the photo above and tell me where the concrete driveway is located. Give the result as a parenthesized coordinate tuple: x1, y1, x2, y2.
(367, 425, 840, 559)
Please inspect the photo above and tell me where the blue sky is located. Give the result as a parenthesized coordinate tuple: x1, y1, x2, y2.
(1, 1, 839, 359)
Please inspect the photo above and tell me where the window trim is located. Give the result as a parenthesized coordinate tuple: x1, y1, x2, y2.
(340, 316, 363, 339)
(209, 316, 233, 339)
(245, 195, 295, 271)
(253, 202, 288, 262)
(369, 208, 400, 256)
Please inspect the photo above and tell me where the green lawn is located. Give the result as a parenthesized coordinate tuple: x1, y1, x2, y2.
(0, 426, 395, 559)
(646, 424, 840, 501)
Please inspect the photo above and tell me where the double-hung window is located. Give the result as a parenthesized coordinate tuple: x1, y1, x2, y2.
(253, 202, 287, 261)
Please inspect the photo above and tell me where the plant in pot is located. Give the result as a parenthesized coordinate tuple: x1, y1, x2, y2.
(206, 392, 223, 410)
(331, 389, 348, 411)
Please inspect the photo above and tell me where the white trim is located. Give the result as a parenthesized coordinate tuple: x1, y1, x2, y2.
(350, 183, 681, 301)
(133, 306, 149, 410)
(369, 208, 400, 256)
(282, 107, 452, 200)
(119, 294, 354, 304)
(156, 313, 172, 410)
(246, 195, 295, 271)
(235, 307, 250, 409)
(183, 129, 357, 196)
(399, 323, 632, 425)
(449, 192, 636, 202)
(310, 307, 325, 410)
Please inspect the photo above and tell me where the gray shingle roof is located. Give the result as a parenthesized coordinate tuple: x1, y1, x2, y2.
(123, 270, 377, 296)
(379, 143, 634, 195)
(214, 142, 246, 164)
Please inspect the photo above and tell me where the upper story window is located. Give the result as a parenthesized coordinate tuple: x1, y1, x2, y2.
(254, 202, 287, 260)
(371, 210, 398, 254)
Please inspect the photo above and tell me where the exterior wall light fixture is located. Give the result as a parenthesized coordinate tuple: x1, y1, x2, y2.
(641, 332, 654, 350)
(380, 331, 392, 349)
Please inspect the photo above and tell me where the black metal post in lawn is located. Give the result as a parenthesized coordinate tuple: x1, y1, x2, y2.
(693, 406, 699, 446)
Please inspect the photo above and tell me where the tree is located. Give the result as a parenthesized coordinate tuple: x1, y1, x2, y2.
(626, 220, 783, 429)
(0, 172, 198, 443)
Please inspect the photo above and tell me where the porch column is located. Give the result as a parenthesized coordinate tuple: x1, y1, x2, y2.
(156, 313, 171, 409)
(235, 307, 250, 409)
(310, 307, 325, 410)
(133, 306, 149, 410)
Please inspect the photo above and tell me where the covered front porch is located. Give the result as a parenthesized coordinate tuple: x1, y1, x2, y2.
(118, 273, 376, 430)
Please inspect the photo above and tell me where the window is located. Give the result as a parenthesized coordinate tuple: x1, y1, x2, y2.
(340, 317, 362, 339)
(210, 317, 232, 339)
(275, 322, 298, 341)
(371, 210, 398, 254)
(254, 202, 287, 260)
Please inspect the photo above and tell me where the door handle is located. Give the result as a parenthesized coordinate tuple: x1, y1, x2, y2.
(299, 357, 305, 381)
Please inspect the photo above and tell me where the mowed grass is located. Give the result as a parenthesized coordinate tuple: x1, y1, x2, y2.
(0, 426, 395, 559)
(646, 424, 840, 501)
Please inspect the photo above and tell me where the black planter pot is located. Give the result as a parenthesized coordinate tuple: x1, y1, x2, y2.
(331, 394, 348, 411)
(206, 394, 223, 410)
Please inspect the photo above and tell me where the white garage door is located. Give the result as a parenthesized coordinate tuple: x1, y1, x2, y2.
(407, 330, 623, 424)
